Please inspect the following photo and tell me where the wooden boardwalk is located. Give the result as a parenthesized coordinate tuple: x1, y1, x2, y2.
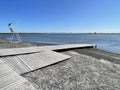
(0, 60, 36, 90)
(39, 44, 95, 51)
(0, 44, 94, 74)
(2, 51, 71, 74)
(0, 44, 94, 56)
(0, 44, 94, 89)
(0, 46, 41, 56)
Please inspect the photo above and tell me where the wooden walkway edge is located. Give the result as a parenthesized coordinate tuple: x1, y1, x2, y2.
(0, 60, 36, 90)
(2, 51, 71, 74)
(0, 44, 95, 56)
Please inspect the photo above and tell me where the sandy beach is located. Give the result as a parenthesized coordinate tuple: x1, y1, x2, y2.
(22, 49, 120, 90)
(0, 38, 54, 48)
(1, 39, 120, 90)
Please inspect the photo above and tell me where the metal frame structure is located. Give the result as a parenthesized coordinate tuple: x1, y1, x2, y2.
(8, 23, 22, 46)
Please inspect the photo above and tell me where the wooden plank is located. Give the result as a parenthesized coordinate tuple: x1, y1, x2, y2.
(20, 54, 48, 71)
(35, 50, 71, 64)
(2, 51, 71, 74)
(38, 44, 95, 50)
(0, 60, 36, 90)
(3, 56, 31, 74)
(0, 46, 42, 56)
(0, 44, 94, 56)
(22, 51, 71, 70)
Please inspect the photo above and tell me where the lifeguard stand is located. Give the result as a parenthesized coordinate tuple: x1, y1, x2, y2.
(8, 23, 22, 47)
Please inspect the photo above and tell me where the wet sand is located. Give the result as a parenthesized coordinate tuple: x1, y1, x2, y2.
(68, 48, 120, 64)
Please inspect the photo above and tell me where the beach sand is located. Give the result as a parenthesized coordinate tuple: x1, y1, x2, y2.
(1, 39, 120, 90)
(0, 38, 53, 48)
(22, 50, 120, 90)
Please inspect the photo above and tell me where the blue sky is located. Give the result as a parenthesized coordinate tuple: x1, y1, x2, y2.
(0, 0, 120, 33)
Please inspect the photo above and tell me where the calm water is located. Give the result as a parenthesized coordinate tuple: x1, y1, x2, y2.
(0, 33, 120, 53)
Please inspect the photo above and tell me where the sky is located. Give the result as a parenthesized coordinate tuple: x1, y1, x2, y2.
(0, 0, 120, 33)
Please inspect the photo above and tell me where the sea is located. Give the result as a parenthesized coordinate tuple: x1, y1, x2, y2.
(0, 33, 120, 53)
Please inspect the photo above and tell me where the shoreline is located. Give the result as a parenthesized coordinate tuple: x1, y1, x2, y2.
(1, 39, 120, 89)
(0, 38, 120, 63)
(0, 38, 54, 48)
(1, 38, 120, 66)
